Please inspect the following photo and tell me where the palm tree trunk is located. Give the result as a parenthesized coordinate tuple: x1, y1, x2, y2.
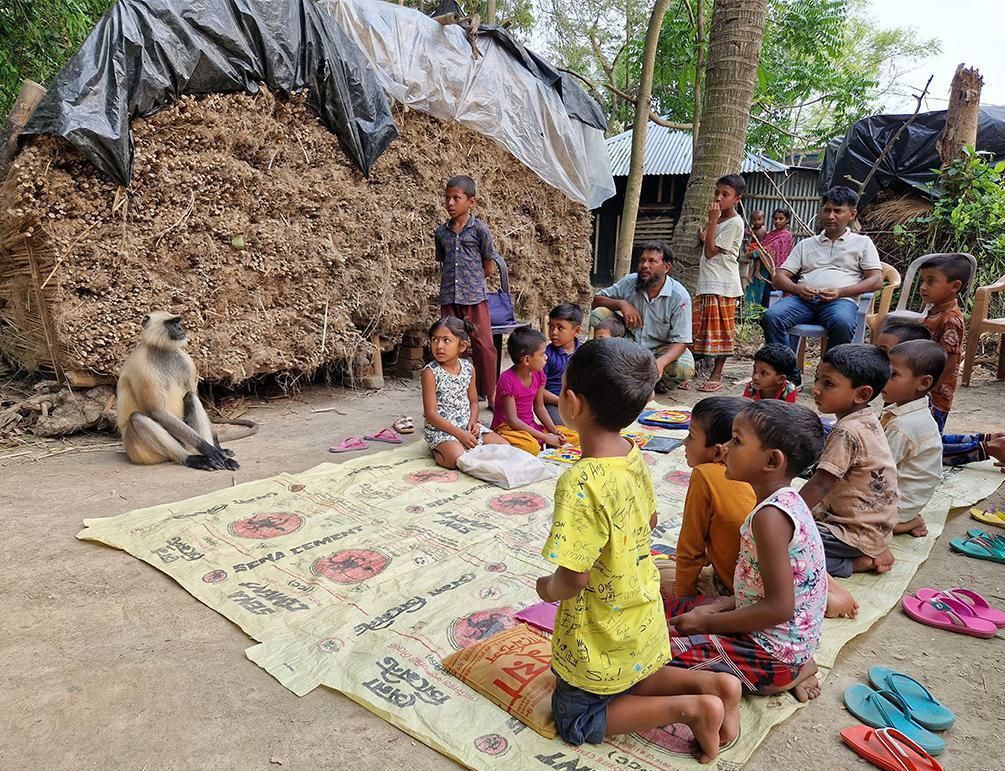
(613, 0, 673, 280)
(670, 0, 767, 289)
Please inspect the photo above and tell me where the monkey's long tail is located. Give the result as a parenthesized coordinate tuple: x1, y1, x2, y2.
(213, 417, 259, 443)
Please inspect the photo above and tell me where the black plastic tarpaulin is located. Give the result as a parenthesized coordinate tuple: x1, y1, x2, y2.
(821, 105, 1005, 205)
(22, 0, 399, 185)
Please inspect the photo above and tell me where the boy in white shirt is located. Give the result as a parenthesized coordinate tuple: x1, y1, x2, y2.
(880, 340, 947, 538)
(693, 175, 746, 392)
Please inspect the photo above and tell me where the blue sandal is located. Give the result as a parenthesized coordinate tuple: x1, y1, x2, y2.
(951, 532, 1005, 564)
(867, 667, 955, 731)
(843, 684, 945, 755)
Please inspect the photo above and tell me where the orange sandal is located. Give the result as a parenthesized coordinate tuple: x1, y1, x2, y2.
(841, 725, 942, 771)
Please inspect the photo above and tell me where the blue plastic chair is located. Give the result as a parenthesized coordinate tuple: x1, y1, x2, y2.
(768, 291, 874, 378)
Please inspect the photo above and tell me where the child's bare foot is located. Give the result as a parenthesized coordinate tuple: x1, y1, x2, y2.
(853, 549, 895, 573)
(709, 673, 741, 747)
(683, 694, 725, 764)
(825, 576, 859, 619)
(788, 659, 821, 702)
(894, 516, 928, 538)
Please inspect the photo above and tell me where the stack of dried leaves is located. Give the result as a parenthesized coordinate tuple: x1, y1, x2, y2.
(0, 91, 592, 383)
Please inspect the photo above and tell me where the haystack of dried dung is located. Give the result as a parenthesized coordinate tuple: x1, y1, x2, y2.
(0, 91, 593, 383)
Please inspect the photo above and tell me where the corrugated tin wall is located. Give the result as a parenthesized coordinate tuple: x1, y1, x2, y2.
(742, 168, 820, 238)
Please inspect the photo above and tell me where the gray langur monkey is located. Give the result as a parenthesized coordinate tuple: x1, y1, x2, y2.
(116, 311, 258, 471)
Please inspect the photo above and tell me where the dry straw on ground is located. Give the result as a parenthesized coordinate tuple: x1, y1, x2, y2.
(0, 91, 592, 383)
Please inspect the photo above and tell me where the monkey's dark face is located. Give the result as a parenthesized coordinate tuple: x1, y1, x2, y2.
(164, 317, 187, 341)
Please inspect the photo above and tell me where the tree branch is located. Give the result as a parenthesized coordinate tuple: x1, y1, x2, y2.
(559, 68, 694, 131)
(844, 75, 934, 194)
(749, 113, 810, 141)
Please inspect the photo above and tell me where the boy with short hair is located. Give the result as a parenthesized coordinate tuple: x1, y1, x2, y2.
(693, 175, 747, 391)
(917, 254, 971, 431)
(593, 316, 626, 339)
(880, 340, 947, 538)
(434, 175, 499, 404)
(674, 397, 757, 597)
(801, 345, 899, 580)
(543, 303, 583, 426)
(537, 338, 740, 759)
(742, 344, 798, 403)
(874, 319, 930, 353)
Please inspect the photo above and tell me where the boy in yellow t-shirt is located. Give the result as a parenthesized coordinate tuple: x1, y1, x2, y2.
(536, 338, 740, 763)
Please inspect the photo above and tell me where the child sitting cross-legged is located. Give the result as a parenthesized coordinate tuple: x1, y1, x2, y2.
(801, 344, 899, 618)
(492, 326, 567, 454)
(421, 317, 508, 469)
(880, 340, 947, 538)
(665, 400, 828, 703)
(742, 344, 798, 403)
(673, 397, 757, 598)
(537, 339, 741, 762)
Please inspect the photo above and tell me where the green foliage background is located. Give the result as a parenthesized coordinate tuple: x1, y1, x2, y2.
(0, 0, 115, 117)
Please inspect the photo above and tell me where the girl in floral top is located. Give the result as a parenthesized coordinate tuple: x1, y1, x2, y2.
(665, 400, 828, 702)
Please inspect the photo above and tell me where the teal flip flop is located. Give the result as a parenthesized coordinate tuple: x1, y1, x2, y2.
(867, 667, 955, 731)
(951, 533, 1005, 564)
(843, 684, 946, 755)
(966, 528, 1005, 548)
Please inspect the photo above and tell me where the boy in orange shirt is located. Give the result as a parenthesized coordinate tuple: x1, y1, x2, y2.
(673, 397, 757, 597)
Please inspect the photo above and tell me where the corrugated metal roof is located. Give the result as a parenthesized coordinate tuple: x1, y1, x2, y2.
(606, 121, 789, 176)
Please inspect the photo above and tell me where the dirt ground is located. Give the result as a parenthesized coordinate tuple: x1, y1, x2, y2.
(2, 364, 1003, 770)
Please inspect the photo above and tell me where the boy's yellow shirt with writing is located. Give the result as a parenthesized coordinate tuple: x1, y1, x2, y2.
(543, 445, 671, 694)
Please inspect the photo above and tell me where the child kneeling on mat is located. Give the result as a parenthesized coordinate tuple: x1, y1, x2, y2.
(666, 400, 828, 703)
(492, 326, 571, 454)
(537, 339, 740, 762)
(421, 317, 508, 469)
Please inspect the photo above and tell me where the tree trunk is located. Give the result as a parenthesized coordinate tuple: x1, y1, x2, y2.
(0, 80, 46, 181)
(670, 0, 767, 289)
(486, 0, 496, 24)
(613, 0, 673, 280)
(937, 64, 983, 167)
(692, 0, 705, 156)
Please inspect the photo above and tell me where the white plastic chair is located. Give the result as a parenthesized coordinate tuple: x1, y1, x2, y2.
(884, 253, 978, 325)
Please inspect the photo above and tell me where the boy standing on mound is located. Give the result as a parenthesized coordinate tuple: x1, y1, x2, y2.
(434, 175, 498, 404)
(536, 338, 740, 763)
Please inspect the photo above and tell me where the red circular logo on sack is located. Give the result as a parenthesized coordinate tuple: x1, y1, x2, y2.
(634, 723, 697, 755)
(488, 492, 547, 515)
(312, 549, 391, 584)
(405, 469, 459, 485)
(474, 734, 509, 756)
(289, 484, 306, 493)
(202, 569, 228, 583)
(228, 512, 304, 539)
(447, 607, 518, 649)
(663, 470, 692, 487)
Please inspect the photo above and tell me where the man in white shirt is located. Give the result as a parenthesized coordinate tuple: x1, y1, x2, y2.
(761, 187, 883, 381)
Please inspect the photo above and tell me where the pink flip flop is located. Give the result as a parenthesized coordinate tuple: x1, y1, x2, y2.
(914, 588, 1005, 628)
(364, 427, 403, 444)
(329, 436, 368, 453)
(901, 595, 998, 638)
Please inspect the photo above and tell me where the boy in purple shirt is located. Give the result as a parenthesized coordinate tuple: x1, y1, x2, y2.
(434, 175, 498, 403)
(543, 304, 583, 426)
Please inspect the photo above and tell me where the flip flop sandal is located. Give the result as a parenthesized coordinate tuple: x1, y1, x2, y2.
(392, 416, 415, 434)
(901, 595, 998, 638)
(914, 587, 1005, 628)
(364, 427, 403, 444)
(867, 667, 955, 731)
(965, 528, 1005, 548)
(843, 684, 945, 755)
(840, 725, 943, 771)
(696, 381, 725, 392)
(950, 534, 1005, 565)
(970, 506, 1005, 529)
(329, 436, 368, 453)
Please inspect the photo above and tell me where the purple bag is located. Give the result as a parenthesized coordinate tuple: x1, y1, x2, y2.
(487, 254, 517, 328)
